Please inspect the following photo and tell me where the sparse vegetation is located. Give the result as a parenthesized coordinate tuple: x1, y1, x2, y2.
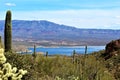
(4, 51, 116, 80)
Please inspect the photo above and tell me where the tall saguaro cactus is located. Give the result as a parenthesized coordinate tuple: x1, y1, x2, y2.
(4, 10, 12, 52)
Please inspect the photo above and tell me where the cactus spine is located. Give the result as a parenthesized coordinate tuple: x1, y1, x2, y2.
(4, 10, 12, 52)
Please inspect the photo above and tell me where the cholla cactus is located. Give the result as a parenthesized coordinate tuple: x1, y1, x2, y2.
(1, 63, 27, 80)
(0, 48, 6, 64)
(0, 36, 27, 80)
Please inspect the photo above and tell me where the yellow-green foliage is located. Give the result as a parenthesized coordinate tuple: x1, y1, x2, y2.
(5, 51, 115, 80)
(0, 46, 27, 79)
(104, 54, 120, 80)
(0, 48, 6, 64)
(55, 75, 79, 80)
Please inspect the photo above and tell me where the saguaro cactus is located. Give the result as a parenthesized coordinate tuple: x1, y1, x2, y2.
(73, 50, 76, 63)
(4, 10, 12, 52)
(32, 44, 37, 58)
(46, 51, 48, 58)
(85, 45, 87, 55)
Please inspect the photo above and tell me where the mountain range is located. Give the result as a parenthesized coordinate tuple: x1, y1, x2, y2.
(0, 20, 120, 46)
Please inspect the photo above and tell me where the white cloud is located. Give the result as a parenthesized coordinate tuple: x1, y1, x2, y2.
(5, 3, 16, 7)
(1, 1, 120, 30)
(2, 9, 120, 29)
(115, 16, 120, 19)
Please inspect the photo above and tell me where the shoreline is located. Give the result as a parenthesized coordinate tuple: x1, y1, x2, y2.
(28, 45, 105, 48)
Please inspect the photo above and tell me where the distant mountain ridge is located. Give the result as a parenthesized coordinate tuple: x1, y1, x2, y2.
(0, 20, 120, 46)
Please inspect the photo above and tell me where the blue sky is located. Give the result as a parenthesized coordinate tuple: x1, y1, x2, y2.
(0, 0, 120, 29)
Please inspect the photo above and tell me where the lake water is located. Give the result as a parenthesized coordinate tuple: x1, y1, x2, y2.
(28, 46, 105, 56)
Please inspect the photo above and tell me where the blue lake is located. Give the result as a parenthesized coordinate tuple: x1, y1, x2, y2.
(28, 46, 105, 56)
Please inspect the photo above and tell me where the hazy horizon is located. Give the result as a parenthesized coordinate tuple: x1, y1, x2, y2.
(0, 0, 120, 29)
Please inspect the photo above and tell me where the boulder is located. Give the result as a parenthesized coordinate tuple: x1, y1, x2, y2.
(104, 39, 120, 59)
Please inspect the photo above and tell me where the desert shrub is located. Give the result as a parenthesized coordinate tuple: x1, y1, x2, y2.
(4, 51, 115, 80)
(5, 52, 36, 80)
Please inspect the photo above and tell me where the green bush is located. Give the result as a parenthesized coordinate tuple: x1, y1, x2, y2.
(4, 51, 115, 80)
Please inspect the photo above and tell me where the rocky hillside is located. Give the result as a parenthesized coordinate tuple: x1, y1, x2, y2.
(0, 20, 120, 46)
(103, 39, 120, 59)
(101, 39, 120, 79)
